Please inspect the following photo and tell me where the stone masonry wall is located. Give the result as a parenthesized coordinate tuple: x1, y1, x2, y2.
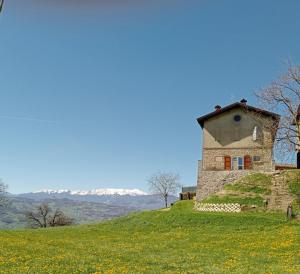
(196, 146, 276, 201)
(202, 148, 274, 172)
(196, 170, 252, 201)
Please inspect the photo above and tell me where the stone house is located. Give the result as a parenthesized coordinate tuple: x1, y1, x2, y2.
(196, 99, 280, 201)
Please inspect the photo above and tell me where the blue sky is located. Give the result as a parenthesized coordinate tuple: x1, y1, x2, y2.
(0, 0, 300, 193)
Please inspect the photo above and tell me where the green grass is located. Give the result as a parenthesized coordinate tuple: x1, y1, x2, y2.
(285, 170, 300, 196)
(224, 184, 269, 194)
(202, 195, 265, 207)
(224, 173, 272, 195)
(0, 201, 300, 273)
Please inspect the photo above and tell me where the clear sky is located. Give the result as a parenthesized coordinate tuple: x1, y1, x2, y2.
(0, 0, 300, 193)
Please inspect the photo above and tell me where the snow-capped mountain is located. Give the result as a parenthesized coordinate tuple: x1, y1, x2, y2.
(33, 188, 148, 196)
(15, 188, 178, 215)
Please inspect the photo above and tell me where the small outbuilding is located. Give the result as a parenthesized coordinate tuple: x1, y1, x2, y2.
(179, 186, 197, 200)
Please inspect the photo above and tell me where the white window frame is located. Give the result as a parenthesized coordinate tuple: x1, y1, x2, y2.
(232, 156, 244, 170)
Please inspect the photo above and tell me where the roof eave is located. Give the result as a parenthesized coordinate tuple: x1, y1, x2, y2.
(196, 103, 280, 128)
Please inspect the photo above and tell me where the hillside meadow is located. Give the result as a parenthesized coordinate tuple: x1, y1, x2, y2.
(0, 201, 300, 273)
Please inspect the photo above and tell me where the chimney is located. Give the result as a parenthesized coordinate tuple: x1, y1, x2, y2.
(215, 105, 222, 111)
(240, 99, 247, 105)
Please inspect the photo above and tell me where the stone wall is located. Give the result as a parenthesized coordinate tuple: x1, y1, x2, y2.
(202, 148, 274, 172)
(196, 170, 252, 201)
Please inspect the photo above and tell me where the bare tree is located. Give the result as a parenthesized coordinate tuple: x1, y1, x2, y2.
(148, 171, 181, 208)
(0, 180, 7, 208)
(26, 203, 50, 228)
(255, 64, 300, 162)
(48, 209, 73, 227)
(0, 0, 4, 13)
(26, 203, 73, 228)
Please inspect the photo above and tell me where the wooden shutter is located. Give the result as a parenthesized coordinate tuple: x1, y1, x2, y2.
(224, 156, 231, 170)
(244, 155, 252, 170)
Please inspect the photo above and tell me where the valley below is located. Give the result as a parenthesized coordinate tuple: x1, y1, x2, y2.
(0, 190, 178, 229)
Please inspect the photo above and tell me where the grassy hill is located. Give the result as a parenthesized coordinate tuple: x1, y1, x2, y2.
(0, 201, 300, 273)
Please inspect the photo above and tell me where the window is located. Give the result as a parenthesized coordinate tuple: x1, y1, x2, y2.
(234, 115, 241, 122)
(238, 157, 244, 170)
(253, 156, 261, 162)
(253, 126, 262, 141)
(253, 126, 258, 141)
(231, 156, 244, 170)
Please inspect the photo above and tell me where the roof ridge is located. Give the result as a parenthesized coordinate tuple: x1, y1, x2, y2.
(197, 102, 280, 128)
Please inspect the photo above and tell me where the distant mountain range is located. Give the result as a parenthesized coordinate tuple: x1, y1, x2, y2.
(0, 189, 178, 229)
(32, 188, 148, 196)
